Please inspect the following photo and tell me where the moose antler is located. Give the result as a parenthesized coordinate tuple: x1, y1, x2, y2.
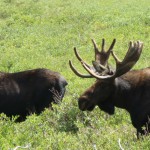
(92, 38, 116, 66)
(69, 39, 116, 78)
(69, 48, 93, 78)
(80, 41, 143, 80)
(111, 41, 143, 77)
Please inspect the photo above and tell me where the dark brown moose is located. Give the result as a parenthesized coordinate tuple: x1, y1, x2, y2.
(0, 68, 67, 121)
(69, 39, 150, 138)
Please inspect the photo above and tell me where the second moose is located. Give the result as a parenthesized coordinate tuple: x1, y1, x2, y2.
(69, 39, 150, 138)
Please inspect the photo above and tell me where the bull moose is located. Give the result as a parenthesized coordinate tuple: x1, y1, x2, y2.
(69, 39, 150, 138)
(0, 68, 67, 121)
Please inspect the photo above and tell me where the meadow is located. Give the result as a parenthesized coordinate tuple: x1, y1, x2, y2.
(0, 0, 150, 149)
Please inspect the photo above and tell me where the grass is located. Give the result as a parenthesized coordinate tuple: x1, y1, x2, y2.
(0, 0, 150, 149)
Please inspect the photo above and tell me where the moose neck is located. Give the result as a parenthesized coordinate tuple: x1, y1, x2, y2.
(112, 77, 132, 110)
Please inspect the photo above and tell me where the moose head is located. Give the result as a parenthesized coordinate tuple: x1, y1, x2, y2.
(69, 39, 143, 112)
(69, 39, 150, 138)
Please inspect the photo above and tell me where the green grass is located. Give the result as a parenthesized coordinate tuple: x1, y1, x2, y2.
(0, 0, 150, 149)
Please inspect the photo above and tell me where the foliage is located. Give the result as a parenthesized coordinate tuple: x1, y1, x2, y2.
(0, 0, 150, 149)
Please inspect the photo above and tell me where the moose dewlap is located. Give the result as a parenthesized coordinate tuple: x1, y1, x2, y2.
(69, 39, 150, 138)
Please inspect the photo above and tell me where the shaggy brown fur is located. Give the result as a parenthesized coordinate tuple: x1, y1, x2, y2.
(0, 68, 67, 121)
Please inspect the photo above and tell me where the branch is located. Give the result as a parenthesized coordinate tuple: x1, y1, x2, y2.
(118, 138, 124, 150)
(12, 143, 31, 150)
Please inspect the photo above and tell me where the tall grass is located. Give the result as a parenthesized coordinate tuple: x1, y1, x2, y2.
(0, 0, 150, 149)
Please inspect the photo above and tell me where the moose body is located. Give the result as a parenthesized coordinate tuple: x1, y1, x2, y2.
(0, 68, 67, 120)
(69, 39, 150, 137)
(87, 67, 150, 136)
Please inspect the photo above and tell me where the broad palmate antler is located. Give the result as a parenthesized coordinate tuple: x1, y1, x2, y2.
(69, 39, 143, 80)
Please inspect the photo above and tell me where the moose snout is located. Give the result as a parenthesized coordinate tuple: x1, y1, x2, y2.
(78, 99, 87, 111)
(78, 97, 95, 111)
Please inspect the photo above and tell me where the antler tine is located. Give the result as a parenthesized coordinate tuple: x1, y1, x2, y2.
(122, 41, 143, 63)
(74, 47, 92, 69)
(91, 39, 100, 65)
(91, 38, 107, 53)
(92, 39, 99, 54)
(111, 50, 121, 64)
(112, 41, 143, 77)
(69, 47, 94, 78)
(107, 39, 116, 53)
(102, 38, 105, 52)
(74, 47, 82, 61)
(69, 60, 93, 78)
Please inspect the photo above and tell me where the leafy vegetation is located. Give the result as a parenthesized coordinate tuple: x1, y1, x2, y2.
(0, 0, 150, 149)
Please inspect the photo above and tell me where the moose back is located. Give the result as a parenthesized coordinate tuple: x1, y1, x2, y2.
(0, 68, 67, 121)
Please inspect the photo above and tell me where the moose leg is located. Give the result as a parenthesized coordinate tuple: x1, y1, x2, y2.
(130, 113, 144, 138)
(136, 127, 145, 139)
(136, 119, 150, 139)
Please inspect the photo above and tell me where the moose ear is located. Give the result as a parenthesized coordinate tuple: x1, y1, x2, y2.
(98, 101, 115, 115)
